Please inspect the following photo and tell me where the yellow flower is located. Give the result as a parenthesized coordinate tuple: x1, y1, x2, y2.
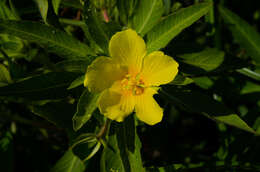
(84, 29, 179, 125)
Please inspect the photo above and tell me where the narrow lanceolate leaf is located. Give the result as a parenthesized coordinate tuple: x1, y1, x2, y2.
(83, 4, 120, 54)
(161, 86, 256, 134)
(219, 6, 260, 64)
(55, 59, 95, 73)
(50, 149, 85, 172)
(67, 75, 85, 90)
(0, 20, 94, 59)
(0, 1, 17, 20)
(72, 89, 99, 131)
(132, 0, 164, 36)
(52, 0, 62, 14)
(100, 116, 144, 172)
(169, 73, 193, 85)
(147, 3, 212, 53)
(0, 64, 12, 86)
(61, 0, 83, 9)
(0, 72, 79, 100)
(215, 114, 256, 134)
(179, 48, 225, 71)
(34, 0, 48, 23)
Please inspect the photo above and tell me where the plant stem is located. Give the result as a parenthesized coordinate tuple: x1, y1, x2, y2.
(96, 119, 111, 140)
(59, 18, 86, 26)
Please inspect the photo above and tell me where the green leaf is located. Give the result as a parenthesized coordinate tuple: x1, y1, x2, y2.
(50, 149, 85, 172)
(163, 0, 171, 14)
(161, 86, 256, 134)
(55, 59, 94, 73)
(146, 2, 212, 53)
(219, 6, 260, 64)
(67, 75, 84, 90)
(132, 0, 164, 36)
(61, 0, 83, 9)
(0, 64, 12, 86)
(237, 68, 260, 81)
(0, 72, 79, 100)
(8, 0, 20, 20)
(31, 102, 75, 130)
(193, 76, 214, 89)
(100, 116, 144, 172)
(72, 89, 99, 131)
(0, 1, 17, 20)
(117, 0, 137, 24)
(34, 0, 48, 23)
(240, 81, 260, 94)
(169, 74, 193, 85)
(0, 34, 24, 59)
(215, 114, 256, 134)
(0, 20, 94, 59)
(83, 4, 120, 54)
(179, 48, 225, 71)
(52, 0, 62, 14)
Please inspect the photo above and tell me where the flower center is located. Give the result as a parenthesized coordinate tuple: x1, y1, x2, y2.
(121, 74, 145, 96)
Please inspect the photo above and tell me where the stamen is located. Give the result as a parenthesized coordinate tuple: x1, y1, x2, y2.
(121, 74, 145, 95)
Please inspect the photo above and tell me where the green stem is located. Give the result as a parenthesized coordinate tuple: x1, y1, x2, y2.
(96, 118, 111, 140)
(83, 142, 101, 162)
(59, 18, 86, 26)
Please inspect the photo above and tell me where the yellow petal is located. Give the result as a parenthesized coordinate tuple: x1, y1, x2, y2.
(109, 29, 146, 75)
(84, 56, 127, 93)
(141, 51, 179, 86)
(135, 88, 163, 125)
(98, 82, 135, 122)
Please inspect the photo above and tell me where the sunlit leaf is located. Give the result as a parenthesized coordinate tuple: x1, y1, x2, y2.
(179, 48, 225, 71)
(0, 20, 95, 59)
(34, 0, 48, 23)
(215, 114, 256, 134)
(146, 2, 212, 53)
(67, 75, 84, 90)
(52, 0, 62, 14)
(72, 89, 99, 131)
(50, 149, 85, 172)
(100, 116, 144, 172)
(55, 59, 94, 73)
(132, 0, 164, 36)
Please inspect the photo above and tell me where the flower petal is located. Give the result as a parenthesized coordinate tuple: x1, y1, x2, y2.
(141, 51, 179, 86)
(84, 56, 127, 93)
(135, 88, 163, 125)
(98, 82, 135, 122)
(109, 29, 146, 74)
